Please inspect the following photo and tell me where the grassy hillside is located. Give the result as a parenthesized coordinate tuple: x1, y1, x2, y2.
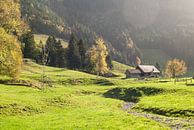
(141, 49, 172, 69)
(112, 61, 134, 76)
(34, 34, 68, 48)
(0, 61, 194, 129)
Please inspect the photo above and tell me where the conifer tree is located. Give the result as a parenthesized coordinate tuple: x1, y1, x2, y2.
(78, 39, 86, 68)
(156, 62, 161, 71)
(55, 40, 67, 68)
(20, 32, 37, 59)
(45, 36, 58, 66)
(106, 54, 113, 70)
(67, 34, 80, 69)
(45, 36, 67, 68)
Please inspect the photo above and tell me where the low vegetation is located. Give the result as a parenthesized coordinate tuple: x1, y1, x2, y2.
(0, 61, 194, 129)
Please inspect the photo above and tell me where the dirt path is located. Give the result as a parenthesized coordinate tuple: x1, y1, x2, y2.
(122, 102, 194, 130)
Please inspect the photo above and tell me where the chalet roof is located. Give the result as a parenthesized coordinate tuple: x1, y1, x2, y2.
(137, 65, 160, 73)
(126, 69, 141, 74)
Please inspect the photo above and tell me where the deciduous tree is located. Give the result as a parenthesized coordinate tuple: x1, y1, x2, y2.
(0, 28, 22, 80)
(0, 0, 26, 35)
(87, 37, 109, 75)
(165, 59, 187, 78)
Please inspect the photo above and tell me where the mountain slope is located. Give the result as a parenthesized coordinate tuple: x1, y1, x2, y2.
(21, 0, 194, 67)
(20, 0, 142, 66)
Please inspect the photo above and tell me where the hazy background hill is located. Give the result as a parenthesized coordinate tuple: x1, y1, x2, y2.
(21, 0, 194, 68)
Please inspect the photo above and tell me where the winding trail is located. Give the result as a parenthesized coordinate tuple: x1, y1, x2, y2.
(122, 102, 194, 130)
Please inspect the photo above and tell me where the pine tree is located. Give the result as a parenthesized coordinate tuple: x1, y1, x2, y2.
(156, 62, 161, 71)
(55, 40, 67, 68)
(35, 40, 44, 64)
(106, 54, 113, 70)
(45, 36, 58, 66)
(67, 34, 80, 69)
(20, 32, 37, 59)
(78, 39, 86, 68)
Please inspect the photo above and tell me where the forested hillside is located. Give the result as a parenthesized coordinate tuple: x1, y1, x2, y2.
(20, 0, 194, 68)
(20, 0, 142, 66)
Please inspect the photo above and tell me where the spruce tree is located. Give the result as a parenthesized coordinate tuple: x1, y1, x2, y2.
(67, 34, 80, 69)
(45, 36, 58, 66)
(55, 40, 67, 68)
(78, 39, 86, 68)
(20, 32, 37, 59)
(106, 54, 113, 70)
(156, 62, 161, 71)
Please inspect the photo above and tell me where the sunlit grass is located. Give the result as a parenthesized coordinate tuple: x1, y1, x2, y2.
(1, 61, 194, 129)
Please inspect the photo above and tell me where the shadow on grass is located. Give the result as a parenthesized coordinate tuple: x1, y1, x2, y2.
(103, 87, 164, 103)
(0, 79, 10, 84)
(0, 79, 42, 89)
(186, 84, 194, 87)
(92, 79, 115, 86)
(58, 78, 115, 86)
(138, 107, 194, 117)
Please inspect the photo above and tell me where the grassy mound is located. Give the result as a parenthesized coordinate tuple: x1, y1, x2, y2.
(134, 90, 194, 117)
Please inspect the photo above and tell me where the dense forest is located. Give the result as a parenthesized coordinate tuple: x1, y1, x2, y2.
(20, 0, 194, 69)
(20, 0, 142, 66)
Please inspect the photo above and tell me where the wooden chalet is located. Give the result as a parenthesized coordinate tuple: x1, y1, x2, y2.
(125, 65, 160, 78)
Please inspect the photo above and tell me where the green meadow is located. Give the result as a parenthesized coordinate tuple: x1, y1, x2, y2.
(0, 61, 194, 130)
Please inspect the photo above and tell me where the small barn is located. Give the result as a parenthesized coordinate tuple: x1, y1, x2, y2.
(125, 65, 160, 78)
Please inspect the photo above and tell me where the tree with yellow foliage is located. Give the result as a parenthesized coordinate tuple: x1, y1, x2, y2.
(0, 28, 22, 80)
(0, 0, 26, 35)
(87, 38, 109, 75)
(165, 59, 187, 78)
(0, 0, 25, 80)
